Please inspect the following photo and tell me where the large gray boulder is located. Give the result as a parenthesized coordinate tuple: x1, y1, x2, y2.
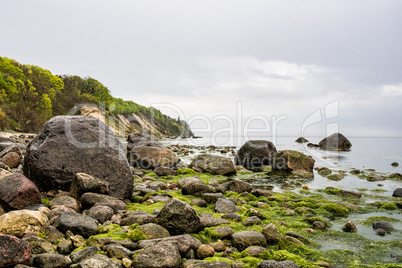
(23, 116, 133, 199)
(234, 140, 277, 169)
(189, 154, 237, 176)
(319, 133, 352, 151)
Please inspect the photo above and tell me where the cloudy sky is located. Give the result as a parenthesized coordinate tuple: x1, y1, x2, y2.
(2, 0, 402, 138)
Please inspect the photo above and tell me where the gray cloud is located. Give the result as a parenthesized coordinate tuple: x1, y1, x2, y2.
(1, 0, 401, 137)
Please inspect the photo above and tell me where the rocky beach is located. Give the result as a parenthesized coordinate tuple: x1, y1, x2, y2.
(0, 116, 401, 268)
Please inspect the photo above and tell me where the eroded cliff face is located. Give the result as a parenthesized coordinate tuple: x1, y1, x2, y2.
(79, 106, 192, 137)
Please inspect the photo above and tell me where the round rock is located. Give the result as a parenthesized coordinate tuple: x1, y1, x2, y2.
(231, 231, 267, 252)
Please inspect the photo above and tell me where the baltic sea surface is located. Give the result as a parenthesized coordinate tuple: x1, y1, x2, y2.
(160, 136, 402, 198)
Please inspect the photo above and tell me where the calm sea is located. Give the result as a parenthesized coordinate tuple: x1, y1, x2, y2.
(161, 136, 402, 174)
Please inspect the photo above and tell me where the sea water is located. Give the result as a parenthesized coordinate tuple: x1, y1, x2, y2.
(159, 136, 402, 197)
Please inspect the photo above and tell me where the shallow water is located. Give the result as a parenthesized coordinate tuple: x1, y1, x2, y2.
(330, 211, 402, 242)
(158, 136, 402, 196)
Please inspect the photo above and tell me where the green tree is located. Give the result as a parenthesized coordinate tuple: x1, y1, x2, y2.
(40, 93, 52, 120)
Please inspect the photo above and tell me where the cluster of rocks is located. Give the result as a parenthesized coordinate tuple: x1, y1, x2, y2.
(1, 116, 399, 267)
(0, 115, 312, 267)
(126, 132, 316, 177)
(0, 168, 309, 268)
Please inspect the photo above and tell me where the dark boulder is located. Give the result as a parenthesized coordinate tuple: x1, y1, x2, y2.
(295, 137, 309, 143)
(32, 253, 71, 268)
(155, 198, 202, 235)
(234, 140, 277, 170)
(318, 133, 351, 151)
(273, 150, 315, 173)
(53, 212, 98, 238)
(0, 173, 41, 210)
(0, 234, 32, 267)
(393, 188, 402, 197)
(128, 146, 180, 169)
(23, 116, 133, 199)
(373, 221, 393, 231)
(189, 154, 237, 176)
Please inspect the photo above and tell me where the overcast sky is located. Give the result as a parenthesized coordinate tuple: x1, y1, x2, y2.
(2, 0, 402, 138)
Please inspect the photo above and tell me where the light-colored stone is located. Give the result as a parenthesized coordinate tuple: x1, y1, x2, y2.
(0, 210, 49, 237)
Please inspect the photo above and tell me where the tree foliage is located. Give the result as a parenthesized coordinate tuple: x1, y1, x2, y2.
(0, 57, 193, 136)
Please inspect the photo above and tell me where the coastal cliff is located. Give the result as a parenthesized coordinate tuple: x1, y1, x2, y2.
(0, 56, 193, 137)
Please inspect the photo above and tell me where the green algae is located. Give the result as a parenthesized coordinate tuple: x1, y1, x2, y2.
(176, 167, 197, 175)
(202, 256, 235, 264)
(359, 216, 400, 226)
(381, 202, 399, 210)
(319, 203, 350, 217)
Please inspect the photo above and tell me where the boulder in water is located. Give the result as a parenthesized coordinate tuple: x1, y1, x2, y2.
(273, 150, 315, 173)
(234, 140, 277, 170)
(318, 133, 351, 151)
(155, 198, 202, 235)
(295, 137, 309, 143)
